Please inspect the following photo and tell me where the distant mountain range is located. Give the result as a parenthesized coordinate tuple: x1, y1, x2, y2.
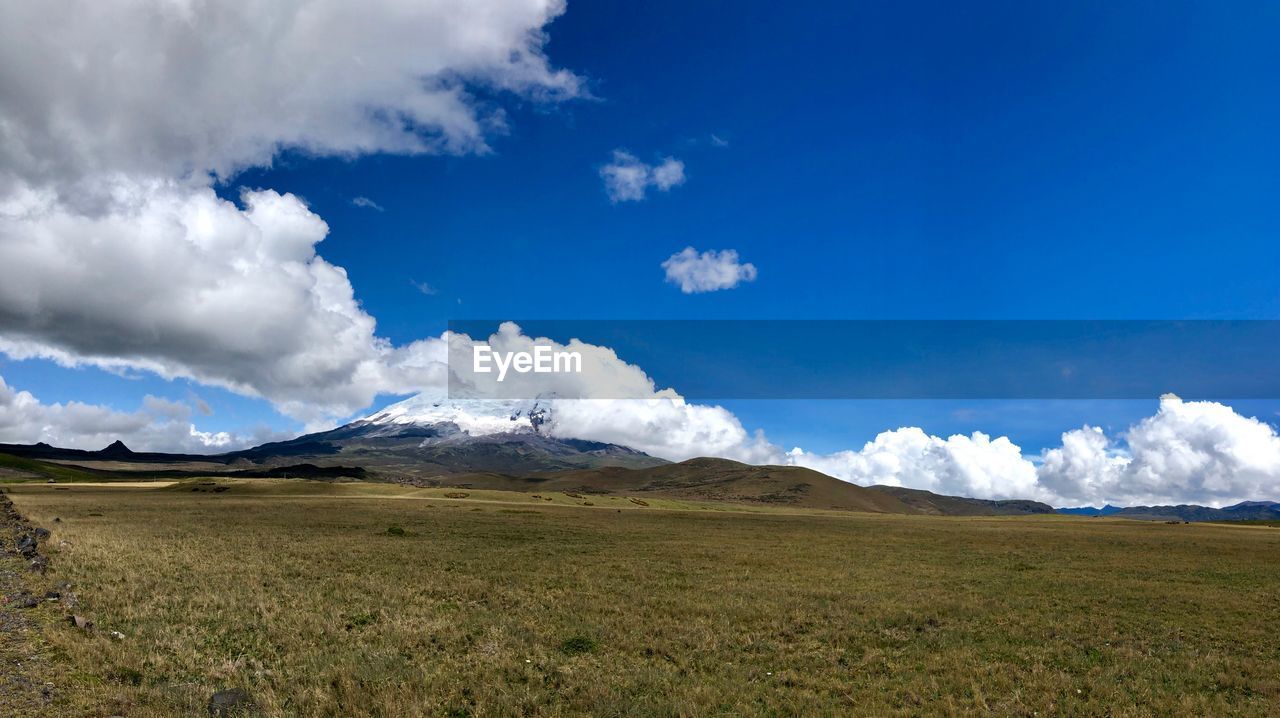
(1, 393, 1274, 521)
(1056, 501, 1280, 523)
(1056, 504, 1126, 517)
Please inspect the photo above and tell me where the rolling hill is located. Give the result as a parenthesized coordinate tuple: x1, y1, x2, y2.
(421, 457, 917, 513)
(868, 485, 1055, 516)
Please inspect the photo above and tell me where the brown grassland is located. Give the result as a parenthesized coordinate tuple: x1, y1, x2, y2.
(4, 479, 1280, 716)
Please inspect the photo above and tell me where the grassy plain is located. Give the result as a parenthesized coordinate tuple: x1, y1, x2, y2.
(6, 480, 1280, 716)
(0, 453, 103, 482)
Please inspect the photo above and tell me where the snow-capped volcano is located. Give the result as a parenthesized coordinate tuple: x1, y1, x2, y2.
(359, 393, 553, 437)
(227, 392, 664, 476)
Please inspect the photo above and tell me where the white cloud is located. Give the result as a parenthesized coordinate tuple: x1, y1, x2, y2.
(786, 429, 1045, 501)
(782, 397, 1280, 507)
(782, 396, 1280, 507)
(1038, 395, 1280, 507)
(0, 374, 285, 452)
(1035, 425, 1127, 505)
(599, 151, 686, 202)
(447, 322, 659, 400)
(651, 158, 686, 191)
(551, 398, 779, 464)
(661, 247, 758, 293)
(0, 179, 448, 427)
(352, 197, 385, 212)
(0, 0, 579, 426)
(0, 0, 580, 188)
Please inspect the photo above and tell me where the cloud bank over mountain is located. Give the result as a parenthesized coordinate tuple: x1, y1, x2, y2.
(4, 320, 1280, 508)
(556, 389, 1280, 509)
(424, 327, 1280, 508)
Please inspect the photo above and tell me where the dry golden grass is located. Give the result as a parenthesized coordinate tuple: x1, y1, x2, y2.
(7, 480, 1280, 716)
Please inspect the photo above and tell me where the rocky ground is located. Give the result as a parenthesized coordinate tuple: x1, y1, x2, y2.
(0, 492, 60, 715)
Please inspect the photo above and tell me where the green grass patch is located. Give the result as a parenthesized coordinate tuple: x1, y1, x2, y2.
(0, 453, 105, 482)
(559, 635, 598, 655)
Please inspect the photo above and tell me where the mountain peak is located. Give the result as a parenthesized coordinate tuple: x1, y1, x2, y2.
(101, 439, 133, 456)
(361, 393, 553, 437)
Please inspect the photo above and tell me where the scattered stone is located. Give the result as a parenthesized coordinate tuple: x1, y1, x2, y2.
(208, 688, 252, 716)
(33, 527, 50, 541)
(52, 517, 60, 523)
(16, 534, 37, 558)
(68, 614, 93, 631)
(12, 593, 40, 609)
(29, 555, 50, 573)
(109, 630, 125, 641)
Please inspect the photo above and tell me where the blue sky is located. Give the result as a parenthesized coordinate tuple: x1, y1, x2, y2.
(2, 0, 1279, 461)
(249, 0, 1280, 328)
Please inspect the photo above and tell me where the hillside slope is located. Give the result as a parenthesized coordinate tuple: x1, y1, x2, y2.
(419, 457, 921, 513)
(869, 485, 1056, 516)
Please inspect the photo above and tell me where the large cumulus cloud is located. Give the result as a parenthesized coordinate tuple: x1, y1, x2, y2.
(0, 0, 579, 425)
(786, 429, 1045, 501)
(0, 180, 450, 425)
(1039, 394, 1280, 507)
(0, 0, 579, 187)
